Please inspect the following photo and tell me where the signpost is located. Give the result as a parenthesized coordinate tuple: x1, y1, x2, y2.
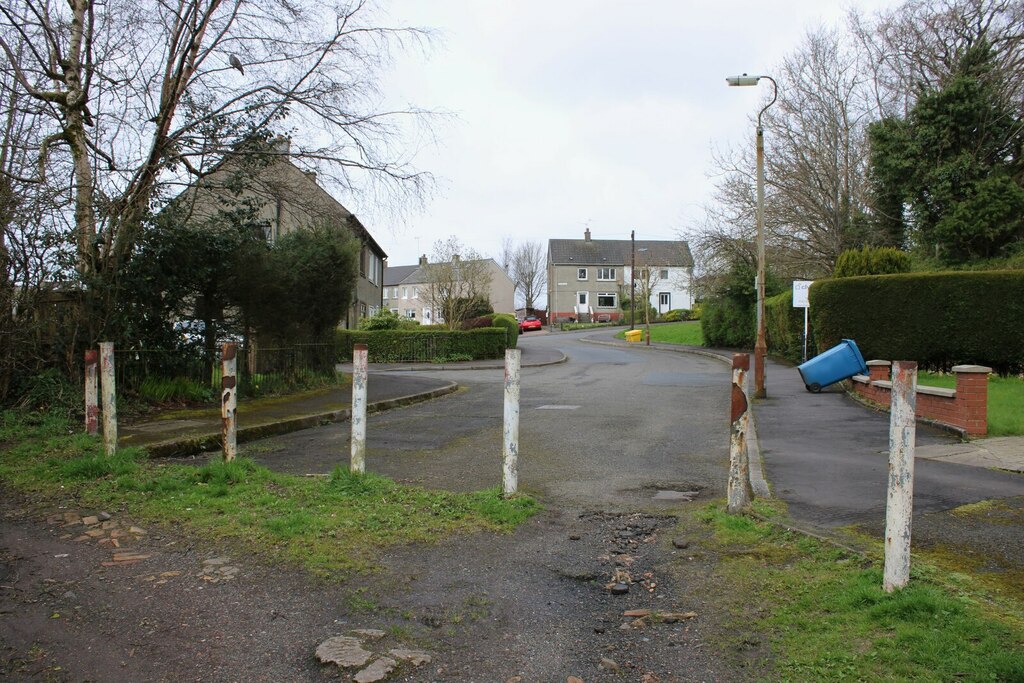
(792, 280, 813, 362)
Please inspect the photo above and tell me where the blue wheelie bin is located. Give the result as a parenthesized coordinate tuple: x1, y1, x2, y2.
(797, 339, 868, 393)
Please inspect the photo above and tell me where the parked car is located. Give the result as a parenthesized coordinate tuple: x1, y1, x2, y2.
(519, 316, 543, 333)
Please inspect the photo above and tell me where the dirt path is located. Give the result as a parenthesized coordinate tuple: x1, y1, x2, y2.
(1, 489, 762, 683)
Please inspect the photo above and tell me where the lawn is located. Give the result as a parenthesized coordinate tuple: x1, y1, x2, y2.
(678, 501, 1024, 681)
(0, 411, 539, 576)
(917, 371, 1024, 436)
(616, 320, 703, 345)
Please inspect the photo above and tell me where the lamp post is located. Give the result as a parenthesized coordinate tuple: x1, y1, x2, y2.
(630, 230, 636, 331)
(726, 73, 777, 399)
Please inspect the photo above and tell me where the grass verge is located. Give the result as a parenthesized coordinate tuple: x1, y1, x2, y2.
(615, 321, 704, 345)
(918, 371, 1024, 436)
(0, 410, 539, 576)
(681, 501, 1024, 682)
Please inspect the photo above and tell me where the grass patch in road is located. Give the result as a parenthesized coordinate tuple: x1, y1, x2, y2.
(0, 411, 539, 576)
(681, 502, 1024, 682)
(615, 321, 704, 346)
(918, 371, 1024, 436)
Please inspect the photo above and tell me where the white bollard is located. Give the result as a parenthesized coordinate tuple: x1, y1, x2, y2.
(883, 360, 918, 592)
(221, 343, 238, 462)
(503, 348, 521, 497)
(350, 343, 368, 474)
(727, 353, 752, 513)
(84, 349, 99, 436)
(99, 342, 117, 456)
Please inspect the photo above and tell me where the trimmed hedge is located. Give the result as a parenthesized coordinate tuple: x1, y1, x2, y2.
(810, 270, 1024, 374)
(490, 314, 519, 349)
(833, 246, 912, 278)
(336, 328, 507, 363)
(765, 290, 813, 364)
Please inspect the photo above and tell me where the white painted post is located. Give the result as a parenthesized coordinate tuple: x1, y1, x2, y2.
(883, 360, 918, 592)
(350, 343, 368, 474)
(99, 342, 117, 456)
(503, 348, 521, 497)
(221, 343, 238, 462)
(727, 353, 752, 513)
(84, 349, 99, 436)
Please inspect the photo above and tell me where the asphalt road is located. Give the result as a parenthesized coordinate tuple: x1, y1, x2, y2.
(248, 330, 734, 511)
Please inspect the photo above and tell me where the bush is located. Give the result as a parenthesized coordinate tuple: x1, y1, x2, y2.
(765, 291, 813, 364)
(490, 314, 519, 349)
(701, 297, 754, 348)
(659, 309, 691, 323)
(336, 328, 507, 363)
(810, 270, 1024, 374)
(834, 246, 912, 278)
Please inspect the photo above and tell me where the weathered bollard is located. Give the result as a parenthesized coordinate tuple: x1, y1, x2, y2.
(84, 349, 99, 436)
(99, 342, 117, 456)
(727, 353, 752, 514)
(221, 343, 238, 461)
(883, 360, 918, 592)
(503, 348, 521, 497)
(350, 343, 368, 474)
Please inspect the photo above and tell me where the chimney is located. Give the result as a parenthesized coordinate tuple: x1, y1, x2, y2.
(418, 254, 428, 266)
(270, 136, 290, 155)
(584, 228, 591, 242)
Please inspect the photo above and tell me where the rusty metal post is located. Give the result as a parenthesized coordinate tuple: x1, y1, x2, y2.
(727, 353, 752, 513)
(350, 343, 368, 474)
(99, 342, 117, 456)
(503, 349, 521, 497)
(883, 360, 918, 592)
(221, 343, 238, 461)
(84, 349, 99, 436)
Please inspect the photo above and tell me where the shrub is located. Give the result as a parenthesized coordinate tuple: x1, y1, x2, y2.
(491, 313, 519, 349)
(834, 246, 912, 278)
(701, 297, 754, 348)
(336, 328, 507, 363)
(810, 270, 1024, 374)
(765, 290, 813, 364)
(659, 309, 691, 323)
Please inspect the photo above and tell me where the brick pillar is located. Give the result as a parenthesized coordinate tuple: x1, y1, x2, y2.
(953, 365, 991, 437)
(867, 360, 891, 383)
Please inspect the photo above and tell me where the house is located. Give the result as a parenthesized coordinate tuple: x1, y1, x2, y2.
(383, 255, 515, 323)
(172, 137, 385, 328)
(547, 229, 694, 323)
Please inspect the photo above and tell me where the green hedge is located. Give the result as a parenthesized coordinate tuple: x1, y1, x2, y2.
(701, 297, 754, 348)
(833, 246, 912, 278)
(336, 328, 507, 363)
(810, 270, 1024, 374)
(490, 314, 519, 349)
(765, 290, 814, 364)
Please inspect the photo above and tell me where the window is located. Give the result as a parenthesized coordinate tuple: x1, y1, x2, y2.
(597, 292, 616, 308)
(577, 268, 588, 280)
(577, 291, 588, 306)
(660, 269, 669, 280)
(659, 292, 671, 307)
(390, 308, 399, 315)
(413, 287, 419, 299)
(402, 287, 408, 299)
(597, 267, 615, 281)
(392, 287, 399, 299)
(405, 309, 416, 319)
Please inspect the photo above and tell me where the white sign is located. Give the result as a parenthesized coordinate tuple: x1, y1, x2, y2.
(792, 280, 813, 308)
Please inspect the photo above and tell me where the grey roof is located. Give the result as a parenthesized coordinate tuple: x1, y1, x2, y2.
(548, 239, 693, 267)
(383, 264, 420, 286)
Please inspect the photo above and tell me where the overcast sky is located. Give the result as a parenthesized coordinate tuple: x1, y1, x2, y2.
(356, 0, 896, 268)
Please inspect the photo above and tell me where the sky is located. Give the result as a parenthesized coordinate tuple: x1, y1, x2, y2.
(353, 0, 898, 269)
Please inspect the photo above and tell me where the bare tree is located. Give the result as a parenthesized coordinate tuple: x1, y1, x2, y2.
(423, 236, 493, 330)
(510, 240, 545, 313)
(496, 235, 514, 275)
(632, 252, 662, 342)
(0, 0, 432, 339)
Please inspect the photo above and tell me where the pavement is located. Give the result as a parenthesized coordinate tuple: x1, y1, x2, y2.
(121, 328, 1024, 478)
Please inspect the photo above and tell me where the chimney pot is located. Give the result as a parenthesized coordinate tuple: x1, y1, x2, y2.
(584, 228, 591, 242)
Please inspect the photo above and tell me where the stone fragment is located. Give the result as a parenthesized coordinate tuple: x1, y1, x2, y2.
(160, 571, 181, 578)
(63, 512, 81, 525)
(623, 609, 651, 618)
(389, 649, 431, 666)
(129, 526, 147, 535)
(354, 656, 396, 683)
(59, 534, 72, 540)
(568, 534, 581, 541)
(101, 520, 118, 530)
(600, 657, 619, 671)
(315, 636, 372, 668)
(97, 511, 112, 521)
(568, 677, 584, 683)
(82, 515, 100, 526)
(85, 529, 105, 538)
(112, 552, 151, 562)
(352, 628, 386, 640)
(505, 677, 523, 683)
(98, 538, 116, 547)
(672, 538, 690, 550)
(109, 530, 129, 539)
(217, 566, 239, 576)
(47, 515, 63, 525)
(609, 583, 629, 595)
(203, 556, 230, 567)
(73, 535, 90, 542)
(659, 611, 697, 623)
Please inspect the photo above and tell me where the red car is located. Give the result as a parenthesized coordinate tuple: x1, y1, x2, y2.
(519, 316, 543, 332)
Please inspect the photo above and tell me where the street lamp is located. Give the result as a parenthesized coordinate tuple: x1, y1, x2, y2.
(727, 72, 777, 399)
(630, 230, 636, 331)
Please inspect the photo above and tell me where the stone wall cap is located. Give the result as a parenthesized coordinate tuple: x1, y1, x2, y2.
(918, 385, 956, 399)
(951, 365, 992, 374)
(866, 360, 892, 366)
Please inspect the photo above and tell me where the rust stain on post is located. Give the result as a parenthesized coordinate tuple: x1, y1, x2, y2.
(883, 360, 918, 592)
(221, 343, 238, 461)
(84, 349, 99, 436)
(727, 353, 753, 513)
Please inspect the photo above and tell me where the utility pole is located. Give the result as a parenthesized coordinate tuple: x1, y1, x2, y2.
(630, 230, 636, 331)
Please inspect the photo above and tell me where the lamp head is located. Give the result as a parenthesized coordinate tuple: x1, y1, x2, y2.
(726, 73, 762, 86)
